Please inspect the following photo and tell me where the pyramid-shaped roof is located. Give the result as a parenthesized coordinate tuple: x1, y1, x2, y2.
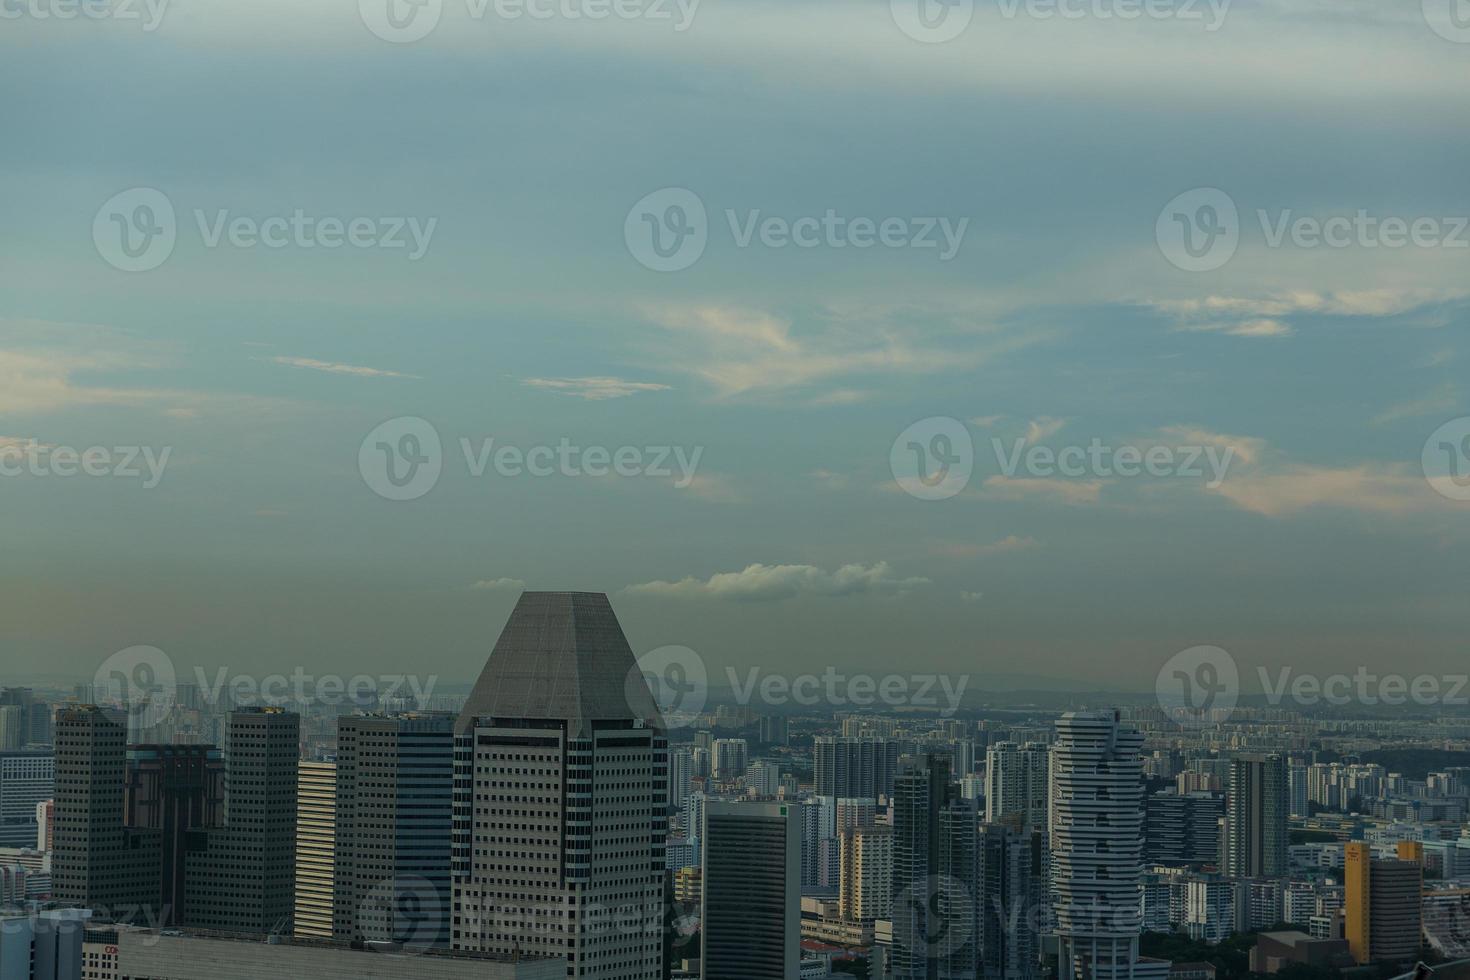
(455, 591, 663, 735)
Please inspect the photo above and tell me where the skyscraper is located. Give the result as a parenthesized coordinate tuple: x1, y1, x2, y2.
(294, 760, 336, 940)
(891, 753, 978, 980)
(182, 708, 299, 933)
(451, 592, 666, 980)
(1144, 791, 1225, 866)
(333, 713, 454, 947)
(985, 741, 1049, 830)
(1344, 841, 1423, 965)
(814, 737, 902, 800)
(1050, 711, 1146, 980)
(0, 751, 53, 849)
(838, 824, 892, 923)
(1225, 754, 1288, 879)
(978, 822, 1044, 980)
(701, 800, 800, 980)
(712, 738, 749, 781)
(124, 744, 224, 924)
(52, 706, 161, 918)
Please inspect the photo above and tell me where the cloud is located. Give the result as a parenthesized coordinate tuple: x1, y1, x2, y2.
(468, 577, 527, 592)
(1371, 385, 1460, 426)
(982, 475, 1105, 505)
(1024, 416, 1067, 442)
(960, 591, 984, 604)
(933, 535, 1041, 559)
(681, 473, 744, 504)
(969, 415, 1006, 428)
(272, 356, 418, 379)
(626, 561, 928, 601)
(520, 376, 671, 400)
(1155, 426, 1267, 467)
(1152, 289, 1463, 338)
(810, 469, 848, 490)
(641, 305, 1004, 399)
(1210, 464, 1429, 517)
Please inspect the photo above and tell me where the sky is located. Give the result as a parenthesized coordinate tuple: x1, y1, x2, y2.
(1, 0, 1468, 697)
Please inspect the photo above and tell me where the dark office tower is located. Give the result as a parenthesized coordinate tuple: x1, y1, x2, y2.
(1225, 754, 1288, 879)
(451, 592, 667, 980)
(701, 801, 800, 980)
(1144, 791, 1226, 867)
(979, 823, 1043, 980)
(814, 737, 903, 800)
(124, 745, 224, 924)
(891, 754, 978, 980)
(1051, 711, 1146, 980)
(182, 708, 299, 933)
(332, 713, 454, 947)
(51, 707, 161, 917)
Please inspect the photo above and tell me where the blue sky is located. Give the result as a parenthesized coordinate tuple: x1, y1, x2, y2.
(2, 0, 1467, 692)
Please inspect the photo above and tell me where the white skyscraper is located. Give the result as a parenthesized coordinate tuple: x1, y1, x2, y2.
(1050, 711, 1148, 980)
(451, 592, 667, 980)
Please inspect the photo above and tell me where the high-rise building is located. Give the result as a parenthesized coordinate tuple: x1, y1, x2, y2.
(51, 706, 161, 917)
(712, 738, 749, 781)
(1289, 764, 1309, 819)
(124, 744, 224, 924)
(814, 737, 902, 800)
(1344, 841, 1423, 965)
(670, 747, 694, 813)
(892, 753, 978, 980)
(838, 824, 892, 923)
(451, 592, 667, 979)
(1050, 711, 1147, 980)
(985, 741, 1049, 830)
(333, 713, 454, 947)
(701, 800, 800, 980)
(0, 706, 24, 751)
(979, 823, 1044, 980)
(1144, 791, 1225, 866)
(182, 708, 299, 933)
(746, 759, 782, 797)
(294, 760, 336, 940)
(1226, 755, 1288, 879)
(0, 751, 53, 849)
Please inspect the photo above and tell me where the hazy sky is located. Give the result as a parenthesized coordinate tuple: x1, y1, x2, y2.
(2, 0, 1467, 695)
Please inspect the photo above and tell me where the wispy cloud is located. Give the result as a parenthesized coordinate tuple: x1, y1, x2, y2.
(468, 577, 527, 592)
(1024, 416, 1067, 442)
(641, 304, 1007, 399)
(1371, 384, 1460, 426)
(982, 475, 1105, 505)
(521, 376, 671, 400)
(272, 356, 418, 379)
(626, 561, 928, 601)
(1150, 289, 1464, 338)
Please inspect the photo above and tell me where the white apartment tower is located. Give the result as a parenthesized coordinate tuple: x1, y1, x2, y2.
(1050, 711, 1147, 980)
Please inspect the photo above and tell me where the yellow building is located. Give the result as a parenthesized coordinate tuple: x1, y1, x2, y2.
(1345, 841, 1423, 965)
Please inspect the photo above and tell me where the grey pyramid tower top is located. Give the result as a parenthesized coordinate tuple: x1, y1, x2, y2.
(455, 591, 663, 736)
